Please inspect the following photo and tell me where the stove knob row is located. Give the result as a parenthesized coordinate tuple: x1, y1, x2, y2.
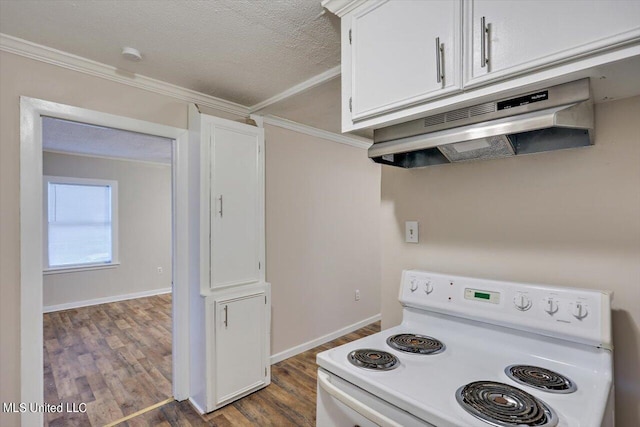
(541, 297, 590, 320)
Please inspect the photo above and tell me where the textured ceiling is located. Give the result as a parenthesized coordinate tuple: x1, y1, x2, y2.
(43, 117, 173, 164)
(0, 0, 341, 107)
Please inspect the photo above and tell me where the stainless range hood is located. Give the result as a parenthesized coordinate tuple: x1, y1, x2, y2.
(369, 79, 594, 168)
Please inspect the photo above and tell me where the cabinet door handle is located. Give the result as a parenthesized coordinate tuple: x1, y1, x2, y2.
(218, 195, 223, 218)
(481, 16, 489, 68)
(224, 305, 228, 327)
(435, 37, 444, 84)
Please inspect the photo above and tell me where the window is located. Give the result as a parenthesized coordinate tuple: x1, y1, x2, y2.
(44, 176, 118, 271)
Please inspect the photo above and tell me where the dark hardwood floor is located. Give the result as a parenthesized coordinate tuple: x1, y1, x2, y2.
(44, 293, 380, 426)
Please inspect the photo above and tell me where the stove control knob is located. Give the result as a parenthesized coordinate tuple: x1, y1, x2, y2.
(409, 278, 418, 292)
(424, 280, 434, 295)
(570, 302, 589, 320)
(513, 294, 532, 311)
(543, 297, 559, 315)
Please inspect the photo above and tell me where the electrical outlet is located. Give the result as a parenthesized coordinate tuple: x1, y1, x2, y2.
(355, 290, 361, 301)
(157, 267, 163, 274)
(405, 221, 419, 243)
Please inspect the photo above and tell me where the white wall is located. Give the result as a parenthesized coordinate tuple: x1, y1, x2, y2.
(265, 124, 381, 356)
(380, 96, 640, 425)
(42, 152, 172, 309)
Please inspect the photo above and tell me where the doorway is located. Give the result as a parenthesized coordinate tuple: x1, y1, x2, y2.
(42, 117, 174, 425)
(20, 97, 189, 426)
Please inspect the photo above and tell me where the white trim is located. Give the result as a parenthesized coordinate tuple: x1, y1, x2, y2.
(269, 313, 381, 365)
(321, 0, 369, 17)
(2, 33, 249, 117)
(20, 97, 191, 426)
(249, 65, 341, 112)
(43, 287, 171, 313)
(44, 262, 120, 275)
(262, 115, 372, 149)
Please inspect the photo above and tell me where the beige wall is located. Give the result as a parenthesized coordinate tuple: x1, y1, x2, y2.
(380, 96, 640, 425)
(265, 124, 381, 355)
(0, 50, 382, 426)
(0, 51, 199, 427)
(42, 152, 172, 308)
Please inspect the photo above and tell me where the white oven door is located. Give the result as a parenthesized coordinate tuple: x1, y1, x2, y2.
(316, 369, 433, 427)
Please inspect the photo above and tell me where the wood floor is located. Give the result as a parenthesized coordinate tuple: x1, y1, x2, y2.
(43, 294, 173, 427)
(44, 293, 380, 426)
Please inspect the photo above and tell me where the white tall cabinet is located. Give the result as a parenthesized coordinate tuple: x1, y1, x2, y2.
(188, 105, 270, 413)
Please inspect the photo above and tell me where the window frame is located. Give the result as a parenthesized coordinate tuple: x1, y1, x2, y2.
(43, 175, 119, 274)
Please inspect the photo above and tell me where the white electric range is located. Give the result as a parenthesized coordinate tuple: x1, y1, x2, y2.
(316, 270, 614, 427)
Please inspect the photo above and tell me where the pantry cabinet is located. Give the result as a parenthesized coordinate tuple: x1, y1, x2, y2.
(188, 106, 270, 414)
(325, 0, 640, 131)
(465, 0, 640, 87)
(348, 0, 462, 121)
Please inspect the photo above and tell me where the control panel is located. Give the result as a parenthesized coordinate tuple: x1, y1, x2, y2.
(399, 270, 612, 349)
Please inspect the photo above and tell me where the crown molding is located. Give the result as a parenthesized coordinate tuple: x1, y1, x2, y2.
(249, 65, 341, 112)
(0, 33, 250, 117)
(321, 0, 369, 17)
(2, 33, 370, 149)
(262, 115, 371, 150)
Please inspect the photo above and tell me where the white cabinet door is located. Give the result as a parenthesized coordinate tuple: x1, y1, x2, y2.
(465, 0, 640, 86)
(349, 0, 462, 121)
(214, 292, 266, 405)
(208, 120, 264, 289)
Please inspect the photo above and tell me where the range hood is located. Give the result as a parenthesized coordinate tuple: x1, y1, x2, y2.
(369, 79, 594, 168)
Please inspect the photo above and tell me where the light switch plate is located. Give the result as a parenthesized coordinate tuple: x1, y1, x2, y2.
(405, 221, 419, 243)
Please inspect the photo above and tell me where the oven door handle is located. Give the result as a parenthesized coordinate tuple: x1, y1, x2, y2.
(317, 370, 403, 427)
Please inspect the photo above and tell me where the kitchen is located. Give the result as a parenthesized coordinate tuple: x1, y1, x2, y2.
(1, 1, 639, 426)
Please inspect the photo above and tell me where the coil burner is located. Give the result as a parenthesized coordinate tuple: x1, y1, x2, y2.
(505, 365, 577, 394)
(348, 349, 399, 371)
(456, 381, 558, 427)
(386, 334, 445, 355)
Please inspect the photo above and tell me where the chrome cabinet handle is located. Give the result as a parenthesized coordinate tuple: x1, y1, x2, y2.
(435, 37, 444, 84)
(223, 305, 228, 327)
(481, 16, 489, 68)
(218, 195, 223, 217)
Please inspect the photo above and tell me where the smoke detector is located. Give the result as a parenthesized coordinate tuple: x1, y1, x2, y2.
(121, 47, 142, 62)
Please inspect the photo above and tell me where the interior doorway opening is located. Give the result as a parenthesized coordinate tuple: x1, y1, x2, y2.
(41, 117, 175, 426)
(20, 97, 190, 427)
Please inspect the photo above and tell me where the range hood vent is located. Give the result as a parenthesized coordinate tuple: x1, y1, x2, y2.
(370, 79, 594, 168)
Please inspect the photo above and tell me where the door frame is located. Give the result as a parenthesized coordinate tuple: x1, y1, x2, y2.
(20, 96, 190, 426)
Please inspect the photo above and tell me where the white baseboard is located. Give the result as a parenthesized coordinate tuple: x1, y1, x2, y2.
(270, 313, 381, 365)
(43, 287, 172, 313)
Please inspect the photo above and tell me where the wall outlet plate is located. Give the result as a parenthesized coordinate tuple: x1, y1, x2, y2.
(405, 221, 419, 243)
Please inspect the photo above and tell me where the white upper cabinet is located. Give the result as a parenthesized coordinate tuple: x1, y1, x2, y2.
(465, 0, 640, 87)
(348, 0, 462, 121)
(327, 0, 640, 132)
